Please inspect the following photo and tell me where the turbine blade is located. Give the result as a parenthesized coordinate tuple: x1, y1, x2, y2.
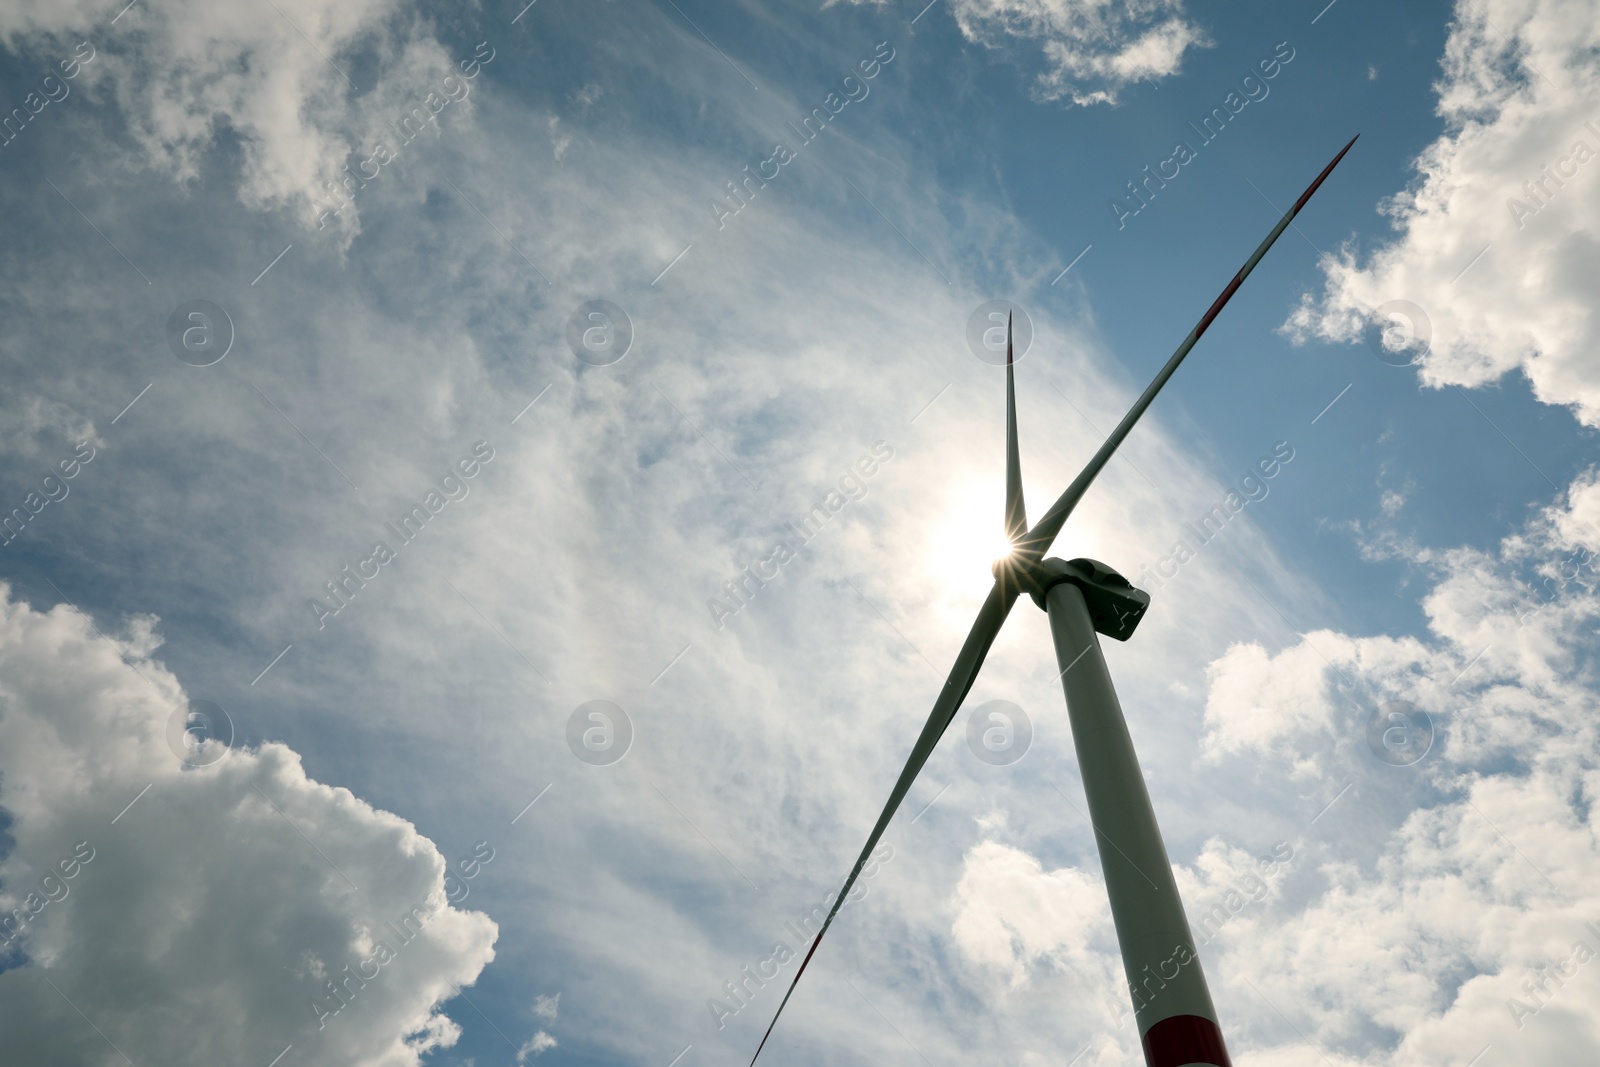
(747, 582, 1020, 1067)
(1005, 314, 1027, 541)
(1019, 134, 1359, 563)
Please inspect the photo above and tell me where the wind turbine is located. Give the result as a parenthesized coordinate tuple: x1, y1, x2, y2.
(749, 135, 1359, 1067)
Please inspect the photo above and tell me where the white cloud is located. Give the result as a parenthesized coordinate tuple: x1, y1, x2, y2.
(0, 395, 100, 462)
(951, 840, 1117, 990)
(0, 586, 497, 1067)
(1201, 635, 1351, 769)
(532, 992, 559, 1020)
(948, 0, 1209, 106)
(1285, 0, 1600, 426)
(516, 1030, 557, 1061)
(548, 116, 572, 162)
(1189, 466, 1600, 1062)
(0, 0, 477, 239)
(1206, 467, 1600, 774)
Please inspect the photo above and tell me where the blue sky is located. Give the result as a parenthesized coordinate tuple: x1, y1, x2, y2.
(1, 0, 1598, 1065)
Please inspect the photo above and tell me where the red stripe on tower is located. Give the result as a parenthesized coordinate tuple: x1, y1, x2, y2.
(1141, 1014, 1233, 1067)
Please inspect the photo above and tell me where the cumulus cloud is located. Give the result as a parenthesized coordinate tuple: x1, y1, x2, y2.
(1190, 467, 1600, 1062)
(948, 834, 1298, 1060)
(951, 839, 1118, 989)
(948, 0, 1209, 106)
(1284, 0, 1600, 426)
(0, 586, 497, 1067)
(1203, 467, 1600, 776)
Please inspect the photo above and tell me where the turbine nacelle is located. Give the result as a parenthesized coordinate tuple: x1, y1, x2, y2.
(1027, 557, 1149, 641)
(991, 555, 1149, 641)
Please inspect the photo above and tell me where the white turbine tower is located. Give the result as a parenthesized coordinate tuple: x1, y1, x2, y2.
(749, 135, 1359, 1067)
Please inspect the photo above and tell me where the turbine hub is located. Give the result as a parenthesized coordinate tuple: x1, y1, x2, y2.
(1022, 557, 1150, 642)
(990, 552, 1022, 581)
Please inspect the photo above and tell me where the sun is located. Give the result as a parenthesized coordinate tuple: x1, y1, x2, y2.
(922, 474, 1019, 587)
